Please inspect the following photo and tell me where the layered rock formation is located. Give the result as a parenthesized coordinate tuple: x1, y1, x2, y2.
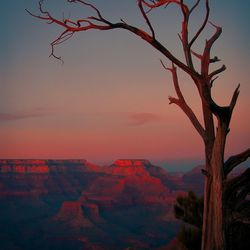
(0, 159, 100, 197)
(0, 158, 190, 249)
(0, 159, 99, 173)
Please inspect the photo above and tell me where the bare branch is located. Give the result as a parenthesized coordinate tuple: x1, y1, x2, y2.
(168, 96, 179, 105)
(189, 0, 210, 48)
(138, 0, 155, 39)
(167, 63, 185, 101)
(71, 0, 106, 22)
(229, 84, 240, 112)
(224, 148, 250, 176)
(191, 49, 203, 60)
(166, 63, 205, 139)
(141, 0, 189, 11)
(208, 64, 226, 80)
(179, 0, 194, 69)
(28, 0, 199, 77)
(180, 0, 189, 17)
(210, 76, 219, 87)
(201, 21, 222, 76)
(190, 0, 201, 14)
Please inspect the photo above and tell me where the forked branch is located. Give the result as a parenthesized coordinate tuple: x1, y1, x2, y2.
(189, 0, 209, 48)
(201, 21, 222, 76)
(229, 84, 240, 112)
(224, 148, 250, 176)
(138, 0, 155, 39)
(27, 0, 198, 78)
(162, 62, 205, 140)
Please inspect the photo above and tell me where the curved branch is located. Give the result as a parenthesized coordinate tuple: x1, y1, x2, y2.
(49, 30, 74, 62)
(179, 0, 194, 69)
(208, 64, 226, 80)
(141, 0, 189, 12)
(224, 148, 250, 176)
(190, 0, 201, 14)
(201, 21, 222, 76)
(229, 84, 240, 112)
(71, 0, 106, 22)
(27, 0, 199, 78)
(165, 63, 205, 140)
(138, 0, 155, 39)
(189, 0, 209, 48)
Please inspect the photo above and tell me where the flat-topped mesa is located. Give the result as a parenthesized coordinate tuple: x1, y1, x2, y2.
(113, 159, 152, 167)
(0, 159, 99, 174)
(0, 159, 47, 165)
(0, 160, 49, 173)
(110, 159, 152, 176)
(48, 159, 99, 172)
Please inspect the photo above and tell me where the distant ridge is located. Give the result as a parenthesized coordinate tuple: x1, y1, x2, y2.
(0, 159, 99, 173)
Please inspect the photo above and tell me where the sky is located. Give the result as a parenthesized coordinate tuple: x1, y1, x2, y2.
(0, 1, 249, 171)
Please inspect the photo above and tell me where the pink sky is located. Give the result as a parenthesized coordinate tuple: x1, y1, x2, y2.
(0, 1, 249, 167)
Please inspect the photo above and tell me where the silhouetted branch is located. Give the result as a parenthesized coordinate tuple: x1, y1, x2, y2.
(165, 62, 205, 140)
(224, 148, 250, 176)
(191, 50, 203, 60)
(141, 0, 189, 11)
(210, 76, 219, 87)
(209, 64, 226, 80)
(138, 0, 155, 39)
(229, 84, 240, 112)
(179, 0, 194, 69)
(27, 0, 198, 77)
(201, 21, 222, 76)
(189, 0, 209, 48)
(190, 0, 201, 14)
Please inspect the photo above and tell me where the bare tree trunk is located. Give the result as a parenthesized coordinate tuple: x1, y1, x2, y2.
(203, 158, 226, 250)
(201, 99, 216, 250)
(202, 120, 228, 250)
(202, 165, 214, 250)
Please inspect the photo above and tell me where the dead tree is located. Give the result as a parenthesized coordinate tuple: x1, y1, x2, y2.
(28, 1, 250, 249)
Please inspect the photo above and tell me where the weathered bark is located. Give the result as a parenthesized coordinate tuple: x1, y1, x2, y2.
(201, 95, 215, 250)
(209, 123, 227, 250)
(29, 1, 250, 250)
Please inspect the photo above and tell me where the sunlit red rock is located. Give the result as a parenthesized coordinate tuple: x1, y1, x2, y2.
(0, 158, 194, 250)
(0, 159, 101, 197)
(109, 159, 151, 176)
(0, 159, 100, 174)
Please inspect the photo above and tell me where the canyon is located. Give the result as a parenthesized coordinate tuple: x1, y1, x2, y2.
(0, 159, 204, 250)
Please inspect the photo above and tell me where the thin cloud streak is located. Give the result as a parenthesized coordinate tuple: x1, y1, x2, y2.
(0, 108, 56, 121)
(128, 112, 164, 126)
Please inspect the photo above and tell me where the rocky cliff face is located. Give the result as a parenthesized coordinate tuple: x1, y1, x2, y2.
(0, 159, 49, 173)
(0, 159, 99, 173)
(0, 158, 186, 250)
(0, 159, 100, 197)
